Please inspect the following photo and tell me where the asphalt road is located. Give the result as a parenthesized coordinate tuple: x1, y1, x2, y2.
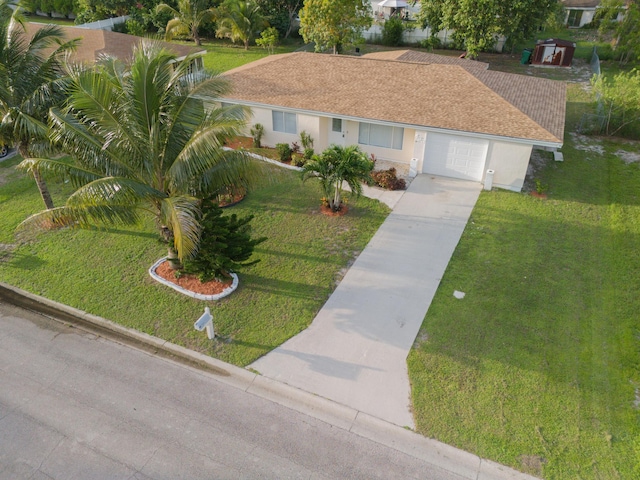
(0, 301, 464, 480)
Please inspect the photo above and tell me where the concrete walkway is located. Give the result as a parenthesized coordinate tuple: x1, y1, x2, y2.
(250, 175, 482, 428)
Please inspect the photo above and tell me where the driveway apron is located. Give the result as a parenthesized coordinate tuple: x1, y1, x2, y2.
(250, 175, 482, 428)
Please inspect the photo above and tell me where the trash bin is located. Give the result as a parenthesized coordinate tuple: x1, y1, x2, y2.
(520, 48, 533, 65)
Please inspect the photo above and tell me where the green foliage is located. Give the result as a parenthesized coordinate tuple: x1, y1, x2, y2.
(216, 0, 268, 49)
(299, 0, 372, 54)
(181, 200, 266, 281)
(255, 0, 300, 38)
(418, 0, 557, 57)
(299, 130, 313, 150)
(598, 0, 640, 64)
(275, 142, 292, 162)
(255, 25, 279, 53)
(125, 18, 147, 36)
(381, 15, 404, 46)
(16, 44, 257, 262)
(301, 144, 373, 211)
(303, 147, 314, 160)
(370, 167, 406, 190)
(250, 123, 264, 147)
(592, 69, 640, 137)
(157, 0, 216, 46)
(419, 35, 441, 51)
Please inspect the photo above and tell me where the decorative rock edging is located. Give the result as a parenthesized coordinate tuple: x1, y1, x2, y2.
(148, 257, 239, 301)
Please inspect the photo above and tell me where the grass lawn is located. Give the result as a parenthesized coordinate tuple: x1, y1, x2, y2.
(408, 83, 640, 478)
(0, 158, 389, 366)
(192, 40, 303, 73)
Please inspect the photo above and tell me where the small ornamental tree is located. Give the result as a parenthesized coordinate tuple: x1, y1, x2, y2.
(301, 144, 373, 212)
(256, 26, 279, 53)
(181, 200, 266, 281)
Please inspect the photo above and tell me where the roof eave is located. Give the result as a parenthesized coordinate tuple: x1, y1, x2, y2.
(218, 98, 564, 148)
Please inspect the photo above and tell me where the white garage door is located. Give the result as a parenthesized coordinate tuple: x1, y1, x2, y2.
(423, 133, 489, 181)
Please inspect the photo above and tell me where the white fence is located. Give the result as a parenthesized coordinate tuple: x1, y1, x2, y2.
(76, 15, 129, 31)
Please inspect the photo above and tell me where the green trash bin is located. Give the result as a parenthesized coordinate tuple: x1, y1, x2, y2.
(521, 48, 533, 65)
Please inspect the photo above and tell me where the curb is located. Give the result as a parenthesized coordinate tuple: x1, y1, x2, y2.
(0, 281, 539, 480)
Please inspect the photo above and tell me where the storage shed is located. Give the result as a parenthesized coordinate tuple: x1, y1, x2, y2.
(531, 38, 576, 67)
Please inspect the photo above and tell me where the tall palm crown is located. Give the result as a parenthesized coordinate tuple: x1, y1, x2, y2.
(157, 0, 216, 46)
(0, 2, 77, 208)
(18, 43, 256, 261)
(216, 0, 268, 50)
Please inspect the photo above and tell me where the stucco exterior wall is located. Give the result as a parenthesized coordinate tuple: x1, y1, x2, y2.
(344, 122, 415, 163)
(248, 107, 321, 148)
(485, 140, 532, 192)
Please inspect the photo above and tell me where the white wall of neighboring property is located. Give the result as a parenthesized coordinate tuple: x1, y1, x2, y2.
(484, 140, 533, 192)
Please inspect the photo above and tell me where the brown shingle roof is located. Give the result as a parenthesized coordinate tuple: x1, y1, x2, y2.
(224, 52, 565, 145)
(25, 23, 204, 64)
(364, 49, 490, 73)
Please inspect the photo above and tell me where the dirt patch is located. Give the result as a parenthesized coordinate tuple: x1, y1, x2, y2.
(518, 454, 546, 476)
(523, 149, 552, 192)
(569, 132, 605, 154)
(320, 204, 349, 216)
(615, 150, 640, 164)
(225, 136, 253, 150)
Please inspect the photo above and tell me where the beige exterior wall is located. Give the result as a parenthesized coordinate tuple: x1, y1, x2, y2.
(485, 140, 532, 192)
(344, 122, 415, 163)
(248, 107, 321, 148)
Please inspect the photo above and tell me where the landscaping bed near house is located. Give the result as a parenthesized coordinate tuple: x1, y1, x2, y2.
(408, 83, 640, 479)
(0, 158, 389, 366)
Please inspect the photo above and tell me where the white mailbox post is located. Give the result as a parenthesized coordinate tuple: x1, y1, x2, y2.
(194, 307, 214, 340)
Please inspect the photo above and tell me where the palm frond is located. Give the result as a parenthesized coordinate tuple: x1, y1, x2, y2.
(159, 195, 201, 260)
(65, 177, 165, 207)
(17, 157, 102, 188)
(16, 204, 141, 240)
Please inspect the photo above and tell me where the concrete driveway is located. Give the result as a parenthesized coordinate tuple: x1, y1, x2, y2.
(250, 174, 482, 428)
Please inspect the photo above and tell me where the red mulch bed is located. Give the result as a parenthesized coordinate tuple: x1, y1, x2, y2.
(155, 261, 232, 295)
(225, 136, 253, 150)
(320, 204, 348, 216)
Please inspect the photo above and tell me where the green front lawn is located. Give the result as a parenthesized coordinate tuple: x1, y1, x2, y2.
(408, 84, 640, 478)
(0, 159, 389, 366)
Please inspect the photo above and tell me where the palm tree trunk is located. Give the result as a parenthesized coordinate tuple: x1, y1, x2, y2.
(33, 169, 55, 210)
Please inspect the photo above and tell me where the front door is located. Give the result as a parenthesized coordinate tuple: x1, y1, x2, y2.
(328, 118, 345, 146)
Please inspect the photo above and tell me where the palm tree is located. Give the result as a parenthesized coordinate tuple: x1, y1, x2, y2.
(216, 0, 268, 50)
(17, 42, 259, 265)
(157, 0, 216, 46)
(0, 1, 77, 209)
(301, 144, 374, 212)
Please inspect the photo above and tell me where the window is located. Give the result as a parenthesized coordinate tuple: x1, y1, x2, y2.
(332, 118, 342, 132)
(358, 123, 403, 150)
(272, 110, 297, 134)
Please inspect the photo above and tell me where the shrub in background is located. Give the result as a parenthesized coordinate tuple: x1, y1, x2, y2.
(276, 142, 292, 162)
(382, 16, 404, 46)
(250, 123, 264, 148)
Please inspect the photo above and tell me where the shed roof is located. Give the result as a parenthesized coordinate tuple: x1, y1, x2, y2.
(223, 52, 565, 145)
(24, 23, 205, 64)
(537, 38, 577, 48)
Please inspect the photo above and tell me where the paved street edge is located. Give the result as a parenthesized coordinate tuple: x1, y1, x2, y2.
(0, 281, 539, 480)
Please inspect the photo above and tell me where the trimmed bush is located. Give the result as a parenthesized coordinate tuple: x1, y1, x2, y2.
(370, 167, 406, 190)
(276, 143, 292, 163)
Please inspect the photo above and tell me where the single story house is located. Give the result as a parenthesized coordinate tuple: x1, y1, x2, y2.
(222, 50, 566, 192)
(24, 23, 206, 68)
(562, 0, 601, 27)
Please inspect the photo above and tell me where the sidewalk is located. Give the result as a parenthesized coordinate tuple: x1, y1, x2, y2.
(250, 175, 482, 427)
